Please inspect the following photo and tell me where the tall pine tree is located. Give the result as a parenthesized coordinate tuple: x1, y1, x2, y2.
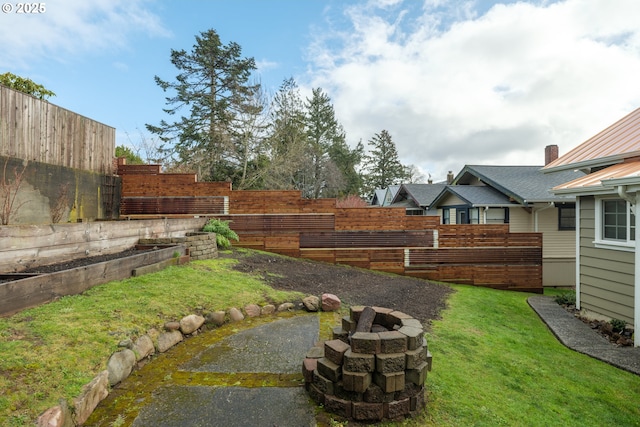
(146, 29, 259, 182)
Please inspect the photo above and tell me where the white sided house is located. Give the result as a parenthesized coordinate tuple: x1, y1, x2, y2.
(429, 151, 585, 287)
(546, 108, 640, 346)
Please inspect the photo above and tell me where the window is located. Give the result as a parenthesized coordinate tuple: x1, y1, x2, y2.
(595, 198, 635, 249)
(558, 204, 576, 230)
(442, 208, 450, 224)
(486, 207, 509, 224)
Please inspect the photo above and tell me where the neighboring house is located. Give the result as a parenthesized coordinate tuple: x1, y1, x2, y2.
(388, 183, 447, 215)
(545, 108, 640, 346)
(370, 188, 387, 206)
(370, 185, 401, 207)
(429, 154, 585, 287)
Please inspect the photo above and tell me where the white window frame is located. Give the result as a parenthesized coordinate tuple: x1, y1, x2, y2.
(594, 197, 636, 251)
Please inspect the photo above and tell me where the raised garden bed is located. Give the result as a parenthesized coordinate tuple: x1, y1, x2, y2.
(0, 245, 188, 317)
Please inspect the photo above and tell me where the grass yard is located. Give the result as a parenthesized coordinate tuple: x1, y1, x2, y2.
(0, 258, 305, 426)
(414, 285, 640, 427)
(1, 254, 639, 426)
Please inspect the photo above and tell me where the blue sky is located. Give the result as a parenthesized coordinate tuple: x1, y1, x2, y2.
(2, 0, 640, 182)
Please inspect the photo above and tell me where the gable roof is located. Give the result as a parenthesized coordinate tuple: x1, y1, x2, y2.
(454, 165, 584, 205)
(430, 184, 512, 209)
(382, 185, 401, 206)
(544, 107, 640, 172)
(392, 183, 447, 208)
(370, 188, 387, 206)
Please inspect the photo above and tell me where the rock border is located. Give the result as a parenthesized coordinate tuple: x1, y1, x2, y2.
(36, 294, 339, 427)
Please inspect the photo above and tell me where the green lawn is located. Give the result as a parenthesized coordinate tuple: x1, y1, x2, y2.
(1, 254, 639, 426)
(414, 285, 640, 427)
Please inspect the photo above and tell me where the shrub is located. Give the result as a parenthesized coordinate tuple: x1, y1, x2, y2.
(610, 318, 627, 333)
(202, 218, 239, 249)
(554, 291, 576, 306)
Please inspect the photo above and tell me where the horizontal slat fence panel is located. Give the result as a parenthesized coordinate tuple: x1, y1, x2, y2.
(121, 197, 227, 215)
(115, 167, 543, 292)
(300, 231, 434, 248)
(117, 164, 161, 175)
(407, 247, 542, 265)
(335, 207, 408, 230)
(218, 214, 334, 233)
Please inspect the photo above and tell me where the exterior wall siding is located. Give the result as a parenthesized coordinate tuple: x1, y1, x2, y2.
(579, 196, 635, 323)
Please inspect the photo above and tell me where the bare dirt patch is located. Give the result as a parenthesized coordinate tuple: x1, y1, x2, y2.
(221, 249, 454, 328)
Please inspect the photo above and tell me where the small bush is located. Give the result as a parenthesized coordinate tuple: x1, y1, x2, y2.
(610, 318, 627, 333)
(554, 291, 576, 306)
(202, 218, 239, 249)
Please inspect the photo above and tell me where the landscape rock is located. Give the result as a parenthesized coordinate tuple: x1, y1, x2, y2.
(322, 293, 341, 311)
(206, 310, 226, 326)
(180, 314, 205, 335)
(132, 335, 155, 361)
(229, 307, 245, 321)
(107, 349, 136, 386)
(261, 304, 276, 315)
(37, 402, 71, 427)
(164, 321, 180, 331)
(277, 302, 295, 312)
(72, 370, 109, 425)
(244, 303, 261, 317)
(157, 330, 184, 353)
(303, 295, 321, 312)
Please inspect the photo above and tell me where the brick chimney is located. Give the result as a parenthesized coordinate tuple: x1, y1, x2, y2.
(545, 145, 559, 165)
(447, 171, 454, 184)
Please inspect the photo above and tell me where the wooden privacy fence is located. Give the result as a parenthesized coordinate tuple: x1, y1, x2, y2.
(118, 164, 542, 292)
(0, 85, 115, 174)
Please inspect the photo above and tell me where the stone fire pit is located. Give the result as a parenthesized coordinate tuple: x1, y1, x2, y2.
(302, 306, 431, 422)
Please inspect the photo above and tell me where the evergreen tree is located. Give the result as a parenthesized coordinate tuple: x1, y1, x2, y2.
(326, 137, 364, 197)
(304, 88, 342, 198)
(146, 29, 259, 182)
(360, 130, 406, 195)
(263, 78, 308, 190)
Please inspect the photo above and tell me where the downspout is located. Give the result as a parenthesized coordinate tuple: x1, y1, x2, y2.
(618, 185, 640, 347)
(533, 202, 554, 232)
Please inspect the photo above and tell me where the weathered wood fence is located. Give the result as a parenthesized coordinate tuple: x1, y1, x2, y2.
(0, 85, 115, 174)
(119, 164, 542, 292)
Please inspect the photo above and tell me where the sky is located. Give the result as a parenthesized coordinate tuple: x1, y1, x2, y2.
(2, 0, 640, 183)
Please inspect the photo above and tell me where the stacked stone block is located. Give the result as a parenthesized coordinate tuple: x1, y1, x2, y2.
(303, 306, 432, 422)
(139, 231, 217, 261)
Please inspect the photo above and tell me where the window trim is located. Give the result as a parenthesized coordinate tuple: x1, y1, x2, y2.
(557, 203, 576, 231)
(594, 197, 635, 251)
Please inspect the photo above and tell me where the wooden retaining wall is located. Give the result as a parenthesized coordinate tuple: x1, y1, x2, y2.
(0, 245, 187, 317)
(0, 218, 208, 273)
(118, 165, 542, 292)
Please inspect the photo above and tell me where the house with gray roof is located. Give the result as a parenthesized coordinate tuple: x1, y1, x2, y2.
(388, 183, 447, 215)
(429, 154, 586, 287)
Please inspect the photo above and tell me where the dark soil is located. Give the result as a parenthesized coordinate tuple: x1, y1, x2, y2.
(220, 249, 453, 328)
(14, 248, 153, 274)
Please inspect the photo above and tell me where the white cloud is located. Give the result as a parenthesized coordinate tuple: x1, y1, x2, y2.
(0, 0, 169, 69)
(307, 0, 640, 181)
